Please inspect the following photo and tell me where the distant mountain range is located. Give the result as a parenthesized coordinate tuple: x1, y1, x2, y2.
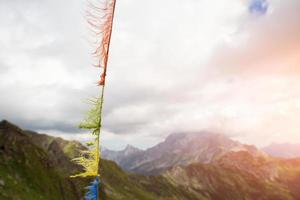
(263, 143, 300, 158)
(2, 120, 300, 200)
(102, 132, 267, 175)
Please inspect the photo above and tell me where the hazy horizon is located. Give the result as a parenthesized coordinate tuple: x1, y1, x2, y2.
(2, 119, 300, 151)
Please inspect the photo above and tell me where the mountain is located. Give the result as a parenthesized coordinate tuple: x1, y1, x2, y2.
(102, 144, 144, 169)
(263, 143, 300, 158)
(2, 120, 300, 200)
(103, 132, 266, 175)
(0, 120, 201, 200)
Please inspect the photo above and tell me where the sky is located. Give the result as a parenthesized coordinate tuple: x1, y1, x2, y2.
(0, 0, 300, 150)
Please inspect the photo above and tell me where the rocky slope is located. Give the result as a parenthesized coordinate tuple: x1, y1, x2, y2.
(165, 150, 300, 200)
(164, 161, 292, 200)
(103, 132, 266, 175)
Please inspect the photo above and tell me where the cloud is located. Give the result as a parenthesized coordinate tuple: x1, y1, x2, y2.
(208, 0, 300, 77)
(0, 0, 300, 149)
(0, 62, 9, 74)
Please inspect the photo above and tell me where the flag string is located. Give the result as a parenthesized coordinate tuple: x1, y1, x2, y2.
(71, 0, 117, 199)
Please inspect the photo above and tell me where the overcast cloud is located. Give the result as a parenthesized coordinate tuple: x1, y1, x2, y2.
(0, 0, 300, 150)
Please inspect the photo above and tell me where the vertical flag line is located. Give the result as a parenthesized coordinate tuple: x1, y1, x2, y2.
(96, 85, 105, 175)
(97, 0, 117, 174)
(71, 0, 117, 199)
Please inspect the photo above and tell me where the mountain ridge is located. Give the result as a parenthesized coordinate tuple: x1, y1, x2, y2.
(103, 131, 267, 175)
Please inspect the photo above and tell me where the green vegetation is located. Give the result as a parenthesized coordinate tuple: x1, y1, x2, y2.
(0, 123, 80, 200)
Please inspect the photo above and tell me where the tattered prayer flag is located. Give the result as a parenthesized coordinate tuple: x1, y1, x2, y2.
(86, 0, 117, 85)
(85, 177, 100, 200)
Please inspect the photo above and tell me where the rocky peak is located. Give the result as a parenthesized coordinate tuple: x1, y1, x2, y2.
(123, 144, 142, 154)
(154, 132, 241, 156)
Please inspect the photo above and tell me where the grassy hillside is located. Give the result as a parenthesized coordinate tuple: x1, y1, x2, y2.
(0, 121, 84, 200)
